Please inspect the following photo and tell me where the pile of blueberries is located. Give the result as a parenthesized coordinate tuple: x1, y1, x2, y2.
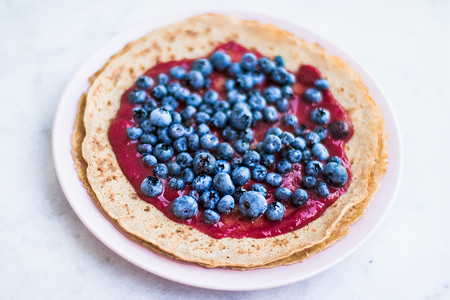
(125, 50, 349, 225)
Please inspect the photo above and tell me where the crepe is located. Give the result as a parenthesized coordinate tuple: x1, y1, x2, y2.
(72, 14, 387, 269)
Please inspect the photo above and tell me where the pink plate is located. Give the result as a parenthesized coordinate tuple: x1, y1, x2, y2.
(52, 10, 402, 291)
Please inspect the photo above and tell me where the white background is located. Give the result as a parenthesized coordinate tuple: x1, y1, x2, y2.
(1, 0, 449, 299)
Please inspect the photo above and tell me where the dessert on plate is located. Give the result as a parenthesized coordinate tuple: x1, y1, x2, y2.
(72, 14, 387, 269)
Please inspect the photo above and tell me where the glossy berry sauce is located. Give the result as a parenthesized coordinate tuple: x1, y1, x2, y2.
(108, 42, 353, 239)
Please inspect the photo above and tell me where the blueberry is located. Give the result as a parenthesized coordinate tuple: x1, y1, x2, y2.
(304, 131, 321, 146)
(242, 151, 260, 168)
(184, 126, 194, 136)
(156, 127, 172, 144)
(230, 103, 252, 130)
(186, 93, 203, 107)
(301, 149, 312, 163)
(188, 190, 200, 201)
(294, 124, 308, 136)
(312, 143, 329, 161)
(280, 132, 295, 146)
(287, 149, 302, 163)
(192, 174, 213, 193)
(266, 127, 283, 137)
(241, 52, 258, 71)
(143, 99, 158, 111)
(203, 90, 218, 105)
(258, 57, 275, 74)
(153, 143, 173, 162)
(140, 176, 163, 197)
(170, 66, 186, 79)
(234, 139, 250, 155)
(265, 202, 285, 221)
(276, 159, 292, 174)
(187, 134, 200, 151)
(302, 176, 317, 189)
(271, 67, 289, 85)
(322, 162, 348, 187)
(203, 209, 220, 224)
(233, 187, 247, 202)
(282, 85, 294, 98)
(137, 143, 153, 155)
(328, 156, 343, 165)
(169, 178, 185, 190)
(276, 98, 290, 112)
(251, 183, 267, 197)
(252, 70, 265, 84)
(227, 62, 243, 77)
(153, 163, 168, 179)
(198, 103, 214, 115)
(315, 78, 330, 90)
(329, 120, 350, 140)
(181, 168, 195, 184)
(193, 152, 216, 175)
(306, 160, 323, 176)
(314, 126, 328, 141)
(127, 127, 143, 140)
(236, 74, 254, 91)
(214, 160, 231, 174)
(150, 107, 172, 127)
(216, 143, 234, 161)
(248, 165, 266, 182)
(274, 56, 284, 67)
(196, 123, 210, 136)
(171, 195, 198, 219)
(231, 166, 251, 186)
(224, 79, 235, 91)
(213, 172, 235, 196)
(213, 100, 230, 112)
(181, 106, 197, 121)
(172, 87, 190, 101)
(193, 58, 213, 76)
(283, 114, 298, 127)
(275, 187, 292, 202)
(186, 70, 205, 89)
(266, 173, 283, 187)
(162, 96, 178, 110)
(132, 107, 147, 123)
(142, 154, 157, 166)
(262, 106, 278, 123)
(252, 110, 263, 124)
(230, 158, 242, 170)
(168, 124, 186, 139)
(316, 182, 330, 198)
(200, 190, 220, 209)
(128, 89, 147, 104)
(136, 75, 153, 90)
(157, 73, 169, 85)
(176, 152, 193, 169)
(260, 153, 275, 169)
(263, 134, 282, 154)
(302, 88, 322, 103)
(239, 191, 267, 220)
(167, 82, 181, 94)
(212, 111, 228, 129)
(222, 126, 237, 142)
(310, 108, 330, 124)
(248, 93, 266, 111)
(210, 51, 231, 71)
(167, 161, 181, 177)
(152, 84, 168, 99)
(141, 120, 158, 133)
(196, 112, 211, 124)
(291, 189, 309, 207)
(200, 133, 219, 150)
(264, 86, 282, 103)
(216, 195, 235, 214)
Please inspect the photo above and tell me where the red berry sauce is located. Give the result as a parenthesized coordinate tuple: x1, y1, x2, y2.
(108, 42, 353, 239)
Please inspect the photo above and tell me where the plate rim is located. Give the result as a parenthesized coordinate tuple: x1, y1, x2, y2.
(52, 9, 402, 291)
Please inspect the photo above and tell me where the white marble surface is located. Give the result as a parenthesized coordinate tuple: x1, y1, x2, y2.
(1, 0, 449, 298)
